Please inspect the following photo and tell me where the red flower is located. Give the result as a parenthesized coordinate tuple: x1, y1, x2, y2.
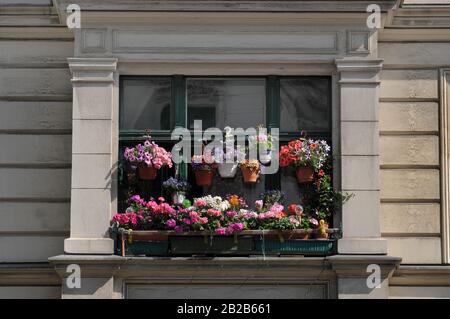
(288, 204, 297, 214)
(318, 169, 325, 177)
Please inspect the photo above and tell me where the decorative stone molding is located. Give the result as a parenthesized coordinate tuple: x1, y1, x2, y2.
(64, 58, 118, 255)
(336, 58, 387, 255)
(0, 263, 60, 286)
(49, 255, 337, 299)
(440, 69, 450, 264)
(49, 255, 401, 299)
(328, 255, 401, 298)
(54, 0, 397, 15)
(111, 29, 339, 55)
(391, 265, 450, 286)
(68, 58, 117, 83)
(347, 30, 371, 54)
(81, 29, 107, 54)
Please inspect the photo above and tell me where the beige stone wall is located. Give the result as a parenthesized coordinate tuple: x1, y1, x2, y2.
(379, 43, 444, 264)
(0, 3, 73, 264)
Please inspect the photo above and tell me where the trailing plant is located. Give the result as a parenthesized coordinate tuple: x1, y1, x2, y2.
(123, 139, 173, 169)
(279, 137, 330, 171)
(162, 177, 191, 193)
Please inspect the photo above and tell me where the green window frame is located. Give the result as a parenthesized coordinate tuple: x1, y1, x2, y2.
(119, 75, 331, 209)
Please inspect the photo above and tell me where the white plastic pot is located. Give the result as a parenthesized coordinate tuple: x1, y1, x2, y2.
(218, 163, 238, 178)
(259, 150, 272, 164)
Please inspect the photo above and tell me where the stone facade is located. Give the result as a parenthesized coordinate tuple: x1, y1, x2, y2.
(0, 0, 450, 299)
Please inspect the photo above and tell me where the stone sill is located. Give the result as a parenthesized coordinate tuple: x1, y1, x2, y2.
(49, 254, 401, 278)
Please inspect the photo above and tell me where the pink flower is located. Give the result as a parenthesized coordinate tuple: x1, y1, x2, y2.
(158, 197, 165, 202)
(146, 200, 158, 211)
(215, 227, 227, 235)
(199, 217, 208, 224)
(270, 203, 284, 214)
(240, 211, 257, 219)
(288, 215, 300, 227)
(226, 211, 238, 218)
(112, 213, 129, 225)
(309, 218, 319, 226)
(255, 200, 263, 211)
(174, 226, 184, 233)
(227, 222, 244, 233)
(182, 218, 191, 225)
(189, 211, 200, 223)
(207, 208, 221, 217)
(160, 203, 176, 216)
(194, 199, 207, 207)
(166, 219, 176, 228)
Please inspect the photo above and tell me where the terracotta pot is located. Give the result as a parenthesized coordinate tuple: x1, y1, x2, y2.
(241, 166, 260, 183)
(296, 166, 314, 184)
(293, 233, 310, 240)
(138, 166, 157, 180)
(195, 169, 214, 186)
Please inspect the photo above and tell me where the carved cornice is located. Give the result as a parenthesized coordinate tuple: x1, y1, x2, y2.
(336, 58, 384, 84)
(68, 57, 118, 83)
(54, 0, 397, 14)
(0, 263, 60, 285)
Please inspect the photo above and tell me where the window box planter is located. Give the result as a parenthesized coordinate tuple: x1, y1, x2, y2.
(254, 239, 335, 255)
(115, 229, 338, 257)
(170, 235, 254, 255)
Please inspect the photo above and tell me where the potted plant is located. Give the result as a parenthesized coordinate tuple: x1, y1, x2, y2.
(215, 145, 245, 178)
(192, 154, 217, 186)
(259, 190, 285, 209)
(209, 127, 245, 178)
(303, 171, 353, 239)
(123, 139, 173, 180)
(110, 193, 337, 257)
(279, 137, 330, 184)
(248, 125, 273, 164)
(162, 177, 191, 205)
(239, 159, 260, 183)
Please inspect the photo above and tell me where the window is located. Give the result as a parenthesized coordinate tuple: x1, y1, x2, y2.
(119, 76, 331, 210)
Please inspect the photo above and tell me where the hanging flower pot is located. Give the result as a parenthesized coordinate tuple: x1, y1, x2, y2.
(296, 166, 314, 184)
(138, 165, 157, 180)
(195, 169, 214, 186)
(163, 177, 191, 204)
(240, 160, 260, 183)
(259, 150, 272, 164)
(218, 163, 238, 178)
(123, 138, 173, 181)
(171, 191, 187, 205)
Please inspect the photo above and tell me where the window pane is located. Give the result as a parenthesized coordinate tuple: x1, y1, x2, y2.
(187, 78, 265, 130)
(280, 77, 331, 133)
(121, 78, 171, 130)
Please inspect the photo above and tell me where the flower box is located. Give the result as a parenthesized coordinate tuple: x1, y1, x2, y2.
(254, 239, 335, 255)
(116, 229, 338, 257)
